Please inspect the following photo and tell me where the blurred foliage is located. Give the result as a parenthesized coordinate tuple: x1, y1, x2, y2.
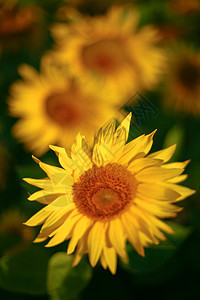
(47, 253, 92, 300)
(0, 0, 199, 299)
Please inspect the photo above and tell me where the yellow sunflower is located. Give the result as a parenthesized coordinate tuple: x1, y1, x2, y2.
(8, 58, 119, 156)
(24, 114, 195, 274)
(164, 47, 200, 115)
(51, 6, 165, 99)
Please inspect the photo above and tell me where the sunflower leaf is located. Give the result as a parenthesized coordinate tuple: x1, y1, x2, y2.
(0, 244, 52, 295)
(47, 252, 92, 300)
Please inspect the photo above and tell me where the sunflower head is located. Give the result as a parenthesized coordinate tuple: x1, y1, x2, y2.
(24, 114, 195, 274)
(0, 0, 41, 37)
(164, 47, 200, 115)
(51, 6, 166, 99)
(8, 56, 121, 155)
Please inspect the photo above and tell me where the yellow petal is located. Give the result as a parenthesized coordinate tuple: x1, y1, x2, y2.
(147, 144, 176, 163)
(72, 235, 88, 267)
(108, 218, 127, 261)
(103, 246, 117, 275)
(32, 155, 66, 178)
(114, 112, 132, 143)
(34, 236, 47, 243)
(130, 206, 166, 242)
(18, 64, 38, 81)
(71, 133, 92, 172)
(32, 156, 74, 186)
(128, 157, 162, 174)
(162, 160, 190, 169)
(135, 198, 182, 218)
(23, 178, 53, 190)
(117, 130, 156, 166)
(168, 174, 188, 183)
(67, 216, 92, 254)
(28, 190, 63, 204)
(87, 222, 104, 267)
(137, 183, 180, 201)
(129, 205, 157, 244)
(24, 206, 53, 227)
(158, 182, 196, 202)
(92, 143, 104, 166)
(137, 209, 168, 240)
(112, 127, 126, 157)
(100, 251, 107, 270)
(147, 214, 175, 235)
(135, 166, 183, 182)
(34, 204, 74, 241)
(102, 120, 116, 145)
(49, 145, 76, 173)
(121, 211, 144, 256)
(45, 210, 81, 247)
(50, 193, 73, 207)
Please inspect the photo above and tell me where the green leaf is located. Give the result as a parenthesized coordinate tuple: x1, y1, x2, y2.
(0, 244, 52, 295)
(47, 252, 92, 300)
(121, 222, 192, 274)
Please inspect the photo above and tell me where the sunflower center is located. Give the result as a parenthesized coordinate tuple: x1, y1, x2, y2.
(178, 61, 200, 89)
(45, 90, 82, 127)
(73, 163, 137, 220)
(81, 39, 127, 74)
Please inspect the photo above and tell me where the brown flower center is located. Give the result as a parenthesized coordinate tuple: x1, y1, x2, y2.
(45, 90, 82, 127)
(81, 39, 128, 75)
(73, 163, 137, 220)
(177, 61, 200, 90)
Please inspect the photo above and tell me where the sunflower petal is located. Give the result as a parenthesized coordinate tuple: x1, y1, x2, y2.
(103, 246, 117, 275)
(147, 144, 176, 163)
(87, 222, 104, 267)
(108, 218, 127, 261)
(67, 216, 92, 254)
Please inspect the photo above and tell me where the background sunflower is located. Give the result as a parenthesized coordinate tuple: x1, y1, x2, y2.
(0, 0, 199, 300)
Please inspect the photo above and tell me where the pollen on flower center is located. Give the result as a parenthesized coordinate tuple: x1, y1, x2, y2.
(45, 91, 81, 127)
(81, 39, 127, 74)
(73, 163, 138, 220)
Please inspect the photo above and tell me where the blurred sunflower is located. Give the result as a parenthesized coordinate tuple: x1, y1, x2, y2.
(0, 0, 41, 37)
(24, 114, 195, 274)
(0, 208, 33, 242)
(164, 47, 200, 115)
(8, 58, 120, 156)
(51, 6, 165, 99)
(169, 0, 200, 14)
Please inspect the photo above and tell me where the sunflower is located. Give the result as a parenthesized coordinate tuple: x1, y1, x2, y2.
(51, 6, 165, 99)
(164, 47, 200, 115)
(169, 0, 200, 14)
(24, 114, 195, 274)
(8, 57, 119, 156)
(0, 0, 40, 37)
